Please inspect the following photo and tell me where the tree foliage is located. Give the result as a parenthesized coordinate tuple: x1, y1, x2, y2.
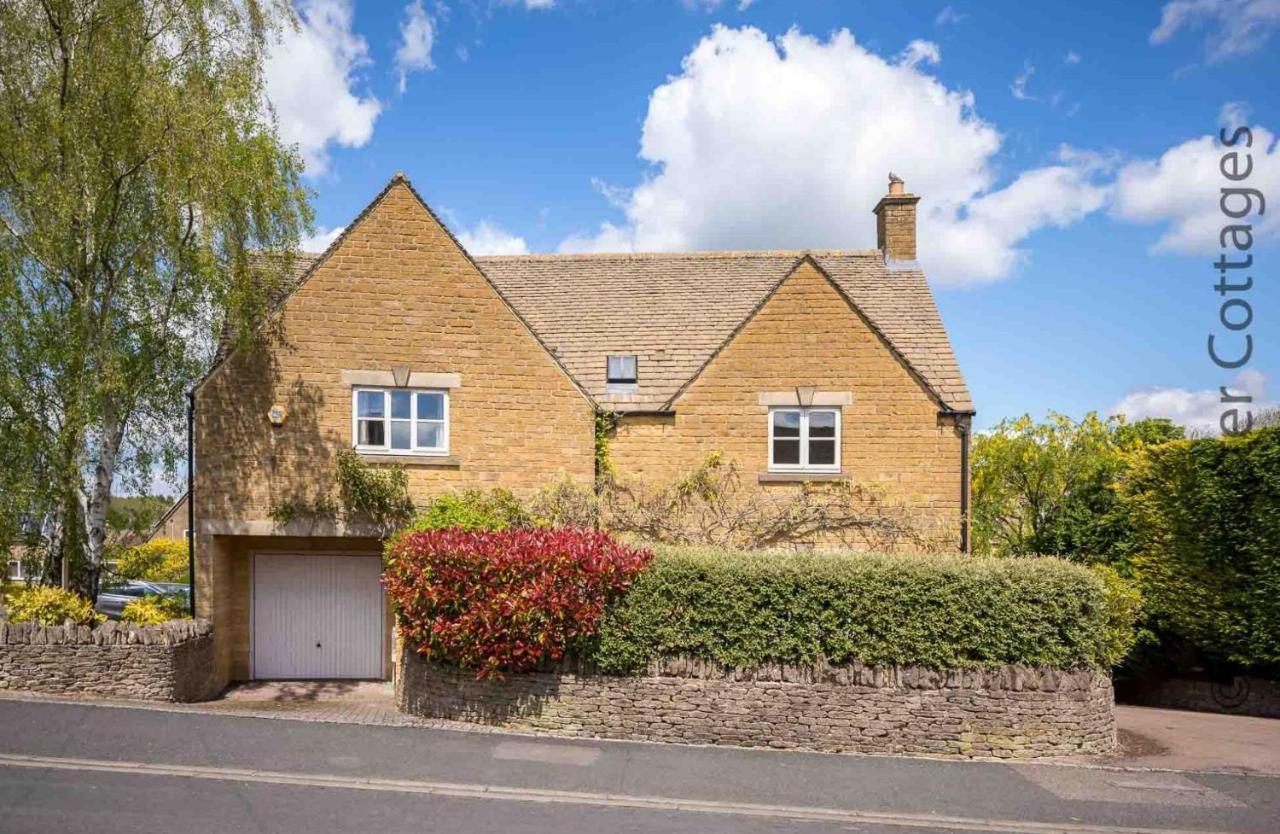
(0, 0, 312, 594)
(971, 413, 1183, 560)
(115, 536, 188, 583)
(120, 593, 189, 624)
(106, 494, 172, 541)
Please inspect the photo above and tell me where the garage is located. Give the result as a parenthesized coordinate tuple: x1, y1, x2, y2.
(251, 554, 386, 680)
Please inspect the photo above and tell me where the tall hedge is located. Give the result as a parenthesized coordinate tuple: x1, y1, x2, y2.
(1122, 427, 1280, 670)
(589, 546, 1115, 673)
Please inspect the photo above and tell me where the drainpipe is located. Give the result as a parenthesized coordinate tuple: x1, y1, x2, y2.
(186, 389, 196, 617)
(957, 415, 972, 554)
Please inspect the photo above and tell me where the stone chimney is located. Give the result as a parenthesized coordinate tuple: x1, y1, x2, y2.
(873, 172, 920, 262)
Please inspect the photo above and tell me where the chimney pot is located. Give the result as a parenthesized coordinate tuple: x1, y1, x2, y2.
(873, 172, 920, 262)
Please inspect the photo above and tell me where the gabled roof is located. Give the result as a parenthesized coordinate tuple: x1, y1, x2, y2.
(478, 250, 973, 413)
(147, 492, 189, 541)
(200, 175, 593, 407)
(225, 180, 971, 415)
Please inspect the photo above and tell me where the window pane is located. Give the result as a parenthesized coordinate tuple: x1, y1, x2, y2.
(809, 439, 836, 466)
(809, 411, 837, 438)
(417, 422, 442, 449)
(773, 438, 800, 465)
(390, 420, 411, 450)
(391, 390, 411, 419)
(357, 390, 384, 418)
(358, 419, 384, 447)
(417, 392, 444, 421)
(772, 410, 800, 437)
(607, 355, 636, 382)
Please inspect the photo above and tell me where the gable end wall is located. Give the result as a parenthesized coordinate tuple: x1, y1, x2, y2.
(192, 182, 595, 669)
(608, 260, 962, 545)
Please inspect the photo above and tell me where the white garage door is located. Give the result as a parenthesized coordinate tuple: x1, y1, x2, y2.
(252, 554, 385, 679)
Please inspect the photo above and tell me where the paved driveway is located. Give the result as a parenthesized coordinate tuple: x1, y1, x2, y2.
(1110, 705, 1280, 775)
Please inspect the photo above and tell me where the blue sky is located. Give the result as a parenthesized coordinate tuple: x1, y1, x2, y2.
(265, 0, 1279, 432)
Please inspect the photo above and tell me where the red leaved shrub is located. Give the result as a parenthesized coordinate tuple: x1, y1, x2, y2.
(383, 527, 653, 679)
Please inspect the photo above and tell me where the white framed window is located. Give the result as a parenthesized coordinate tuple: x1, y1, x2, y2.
(606, 355, 638, 384)
(768, 407, 840, 472)
(352, 387, 448, 455)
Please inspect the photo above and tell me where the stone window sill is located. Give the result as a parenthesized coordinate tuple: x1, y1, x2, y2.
(357, 453, 461, 468)
(757, 471, 849, 483)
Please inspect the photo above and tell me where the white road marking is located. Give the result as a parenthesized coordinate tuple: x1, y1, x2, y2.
(0, 752, 1247, 834)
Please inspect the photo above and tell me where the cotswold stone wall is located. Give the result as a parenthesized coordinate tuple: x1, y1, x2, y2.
(398, 652, 1115, 759)
(0, 619, 217, 702)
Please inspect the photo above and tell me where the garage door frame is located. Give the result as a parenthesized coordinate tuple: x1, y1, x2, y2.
(249, 552, 388, 681)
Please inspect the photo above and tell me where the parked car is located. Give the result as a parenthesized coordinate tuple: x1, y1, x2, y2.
(95, 580, 189, 620)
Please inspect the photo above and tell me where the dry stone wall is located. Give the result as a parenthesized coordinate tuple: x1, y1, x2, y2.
(398, 652, 1115, 759)
(0, 619, 217, 702)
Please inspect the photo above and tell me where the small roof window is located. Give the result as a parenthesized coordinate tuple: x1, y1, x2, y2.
(606, 355, 638, 385)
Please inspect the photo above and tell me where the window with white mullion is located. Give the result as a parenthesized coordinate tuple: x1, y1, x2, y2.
(352, 387, 449, 455)
(768, 407, 840, 472)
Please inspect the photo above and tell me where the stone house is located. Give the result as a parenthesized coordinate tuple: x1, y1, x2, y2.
(192, 172, 973, 688)
(147, 492, 190, 543)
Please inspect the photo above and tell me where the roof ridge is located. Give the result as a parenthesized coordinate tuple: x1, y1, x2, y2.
(475, 248, 883, 262)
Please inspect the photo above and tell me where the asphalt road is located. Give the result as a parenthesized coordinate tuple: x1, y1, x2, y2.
(0, 698, 1277, 834)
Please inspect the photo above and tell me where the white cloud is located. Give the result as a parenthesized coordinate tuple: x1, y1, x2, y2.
(1110, 370, 1271, 435)
(898, 39, 941, 68)
(558, 26, 1109, 286)
(1150, 0, 1280, 62)
(1010, 60, 1037, 100)
(1065, 49, 1082, 64)
(301, 226, 345, 252)
(1219, 100, 1251, 128)
(265, 0, 382, 175)
(1112, 122, 1279, 254)
(930, 161, 1108, 280)
(935, 5, 966, 25)
(458, 221, 530, 255)
(559, 221, 635, 254)
(396, 0, 436, 93)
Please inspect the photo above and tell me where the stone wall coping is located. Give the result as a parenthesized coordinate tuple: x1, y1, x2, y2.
(637, 656, 1108, 692)
(419, 653, 1109, 692)
(0, 618, 211, 647)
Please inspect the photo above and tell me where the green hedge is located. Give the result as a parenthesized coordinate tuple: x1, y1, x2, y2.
(1123, 427, 1280, 670)
(589, 546, 1115, 673)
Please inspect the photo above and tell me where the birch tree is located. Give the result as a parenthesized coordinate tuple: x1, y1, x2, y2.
(0, 0, 312, 595)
